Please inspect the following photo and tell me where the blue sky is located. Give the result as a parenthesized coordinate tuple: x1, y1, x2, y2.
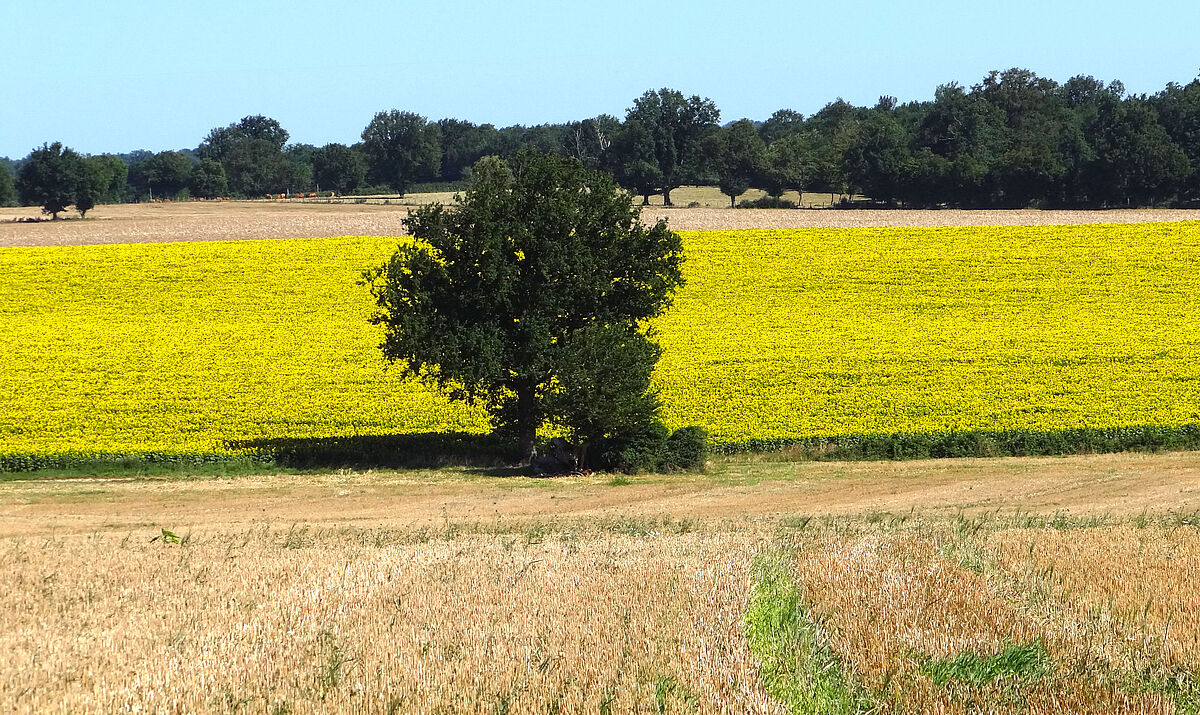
(3, 0, 1197, 158)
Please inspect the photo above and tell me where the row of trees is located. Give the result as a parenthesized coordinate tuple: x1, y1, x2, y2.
(5, 68, 1200, 214)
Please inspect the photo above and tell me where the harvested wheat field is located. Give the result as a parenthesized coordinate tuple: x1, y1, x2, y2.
(3, 453, 1200, 713)
(4, 197, 1200, 247)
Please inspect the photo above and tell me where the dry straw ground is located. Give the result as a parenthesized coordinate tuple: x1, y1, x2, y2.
(4, 195, 1200, 248)
(3, 453, 1200, 713)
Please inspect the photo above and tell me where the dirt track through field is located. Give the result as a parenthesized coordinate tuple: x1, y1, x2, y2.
(4, 201, 1200, 247)
(3, 451, 1198, 538)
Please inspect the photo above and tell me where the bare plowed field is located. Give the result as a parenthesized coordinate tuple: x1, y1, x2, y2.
(4, 199, 1200, 247)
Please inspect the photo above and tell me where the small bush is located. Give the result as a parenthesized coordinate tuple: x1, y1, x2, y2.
(590, 422, 707, 473)
(661, 426, 707, 471)
(738, 195, 796, 209)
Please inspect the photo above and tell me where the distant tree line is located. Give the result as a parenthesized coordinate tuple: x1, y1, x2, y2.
(5, 68, 1200, 215)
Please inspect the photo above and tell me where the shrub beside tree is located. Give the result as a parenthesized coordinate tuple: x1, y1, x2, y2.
(365, 150, 703, 472)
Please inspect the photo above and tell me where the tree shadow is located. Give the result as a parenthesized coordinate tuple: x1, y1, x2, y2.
(229, 432, 511, 471)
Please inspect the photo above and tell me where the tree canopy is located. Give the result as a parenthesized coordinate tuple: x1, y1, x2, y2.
(624, 88, 720, 206)
(312, 143, 366, 194)
(11, 70, 1200, 208)
(364, 151, 685, 463)
(0, 163, 16, 207)
(360, 110, 441, 195)
(16, 143, 85, 218)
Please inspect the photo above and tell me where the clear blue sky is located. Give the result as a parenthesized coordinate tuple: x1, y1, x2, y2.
(3, 0, 1198, 158)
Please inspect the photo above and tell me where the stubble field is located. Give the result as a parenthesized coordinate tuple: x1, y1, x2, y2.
(3, 454, 1200, 713)
(5, 197, 1200, 248)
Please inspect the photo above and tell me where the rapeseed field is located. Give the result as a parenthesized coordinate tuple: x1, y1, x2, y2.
(1, 223, 1198, 467)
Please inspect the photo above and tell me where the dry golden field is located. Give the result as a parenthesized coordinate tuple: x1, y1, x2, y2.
(3, 453, 1200, 713)
(4, 196, 1200, 248)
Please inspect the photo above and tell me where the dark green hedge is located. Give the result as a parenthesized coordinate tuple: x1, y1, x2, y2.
(709, 424, 1200, 460)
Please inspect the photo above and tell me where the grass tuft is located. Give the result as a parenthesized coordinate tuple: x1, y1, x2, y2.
(914, 640, 1049, 687)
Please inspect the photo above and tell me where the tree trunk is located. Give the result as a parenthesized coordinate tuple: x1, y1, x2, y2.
(516, 383, 537, 465)
(663, 187, 673, 207)
(729, 194, 735, 208)
(642, 192, 651, 205)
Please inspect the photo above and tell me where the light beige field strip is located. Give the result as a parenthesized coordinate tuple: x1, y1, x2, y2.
(2, 452, 1199, 538)
(4, 201, 1200, 247)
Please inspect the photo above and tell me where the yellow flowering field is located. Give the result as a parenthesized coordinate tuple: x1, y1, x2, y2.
(657, 223, 1200, 446)
(1, 223, 1198, 467)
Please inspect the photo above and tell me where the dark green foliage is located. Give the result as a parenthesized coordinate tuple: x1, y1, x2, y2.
(758, 108, 806, 144)
(842, 109, 915, 203)
(312, 143, 366, 194)
(436, 118, 499, 181)
(197, 116, 305, 197)
(198, 115, 290, 160)
(705, 119, 769, 207)
(1087, 98, 1191, 206)
(762, 132, 815, 198)
(16, 142, 86, 218)
(563, 114, 620, 171)
(590, 422, 707, 473)
(130, 151, 193, 199)
(625, 88, 720, 205)
(220, 139, 308, 196)
(609, 119, 662, 204)
(542, 323, 664, 452)
(83, 155, 128, 205)
(0, 163, 15, 206)
(365, 151, 685, 462)
(661, 426, 708, 471)
(75, 155, 128, 216)
(360, 110, 441, 195)
(592, 421, 670, 474)
(189, 158, 228, 198)
(710, 424, 1200, 460)
(1153, 77, 1200, 201)
(738, 195, 796, 209)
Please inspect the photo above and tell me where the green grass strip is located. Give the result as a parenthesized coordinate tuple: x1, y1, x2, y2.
(914, 640, 1049, 687)
(745, 550, 874, 714)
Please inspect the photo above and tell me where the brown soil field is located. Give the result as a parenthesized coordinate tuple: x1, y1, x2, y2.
(4, 199, 1200, 248)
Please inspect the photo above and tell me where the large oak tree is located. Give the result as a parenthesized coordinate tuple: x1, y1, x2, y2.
(364, 151, 684, 462)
